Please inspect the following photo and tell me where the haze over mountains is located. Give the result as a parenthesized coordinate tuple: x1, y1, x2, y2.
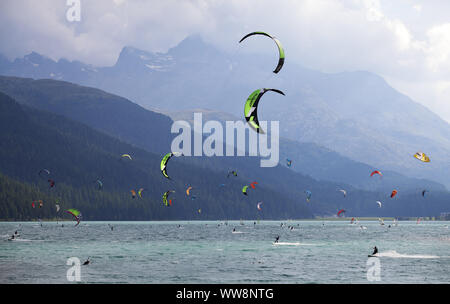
(1, 35, 449, 189)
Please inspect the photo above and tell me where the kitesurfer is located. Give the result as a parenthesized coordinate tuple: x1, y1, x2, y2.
(83, 257, 90, 265)
(275, 235, 280, 243)
(372, 246, 378, 255)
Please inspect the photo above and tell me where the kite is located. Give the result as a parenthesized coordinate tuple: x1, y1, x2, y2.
(121, 154, 132, 160)
(227, 170, 238, 178)
(390, 189, 398, 198)
(242, 185, 249, 196)
(48, 179, 55, 188)
(161, 152, 182, 179)
(370, 170, 382, 177)
(244, 88, 285, 134)
(38, 169, 50, 179)
(239, 32, 285, 73)
(305, 190, 312, 202)
(31, 200, 43, 208)
(32, 200, 42, 208)
(414, 152, 430, 162)
(95, 179, 103, 190)
(186, 186, 192, 196)
(138, 188, 144, 198)
(163, 190, 175, 206)
(66, 209, 81, 226)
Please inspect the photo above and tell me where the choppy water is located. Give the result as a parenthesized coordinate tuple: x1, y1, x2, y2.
(0, 220, 449, 283)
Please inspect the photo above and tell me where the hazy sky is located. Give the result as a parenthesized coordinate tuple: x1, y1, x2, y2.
(1, 0, 450, 122)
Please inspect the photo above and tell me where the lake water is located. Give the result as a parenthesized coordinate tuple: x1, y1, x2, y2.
(1, 220, 449, 283)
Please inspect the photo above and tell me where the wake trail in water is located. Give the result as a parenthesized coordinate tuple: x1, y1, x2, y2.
(273, 242, 300, 246)
(376, 250, 439, 259)
(272, 242, 319, 246)
(5, 239, 46, 242)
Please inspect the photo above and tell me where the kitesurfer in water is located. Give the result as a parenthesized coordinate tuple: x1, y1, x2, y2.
(275, 235, 280, 243)
(83, 257, 90, 265)
(372, 246, 378, 255)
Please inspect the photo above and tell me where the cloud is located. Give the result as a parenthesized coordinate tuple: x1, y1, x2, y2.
(413, 4, 422, 12)
(425, 23, 450, 75)
(0, 0, 449, 121)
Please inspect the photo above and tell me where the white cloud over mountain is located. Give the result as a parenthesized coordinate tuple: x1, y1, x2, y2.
(1, 0, 449, 121)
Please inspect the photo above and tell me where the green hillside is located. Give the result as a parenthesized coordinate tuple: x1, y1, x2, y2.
(0, 91, 313, 220)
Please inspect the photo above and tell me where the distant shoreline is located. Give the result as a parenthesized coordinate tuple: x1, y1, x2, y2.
(0, 217, 446, 223)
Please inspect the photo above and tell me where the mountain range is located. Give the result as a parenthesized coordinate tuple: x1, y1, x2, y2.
(1, 35, 449, 189)
(0, 77, 449, 219)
